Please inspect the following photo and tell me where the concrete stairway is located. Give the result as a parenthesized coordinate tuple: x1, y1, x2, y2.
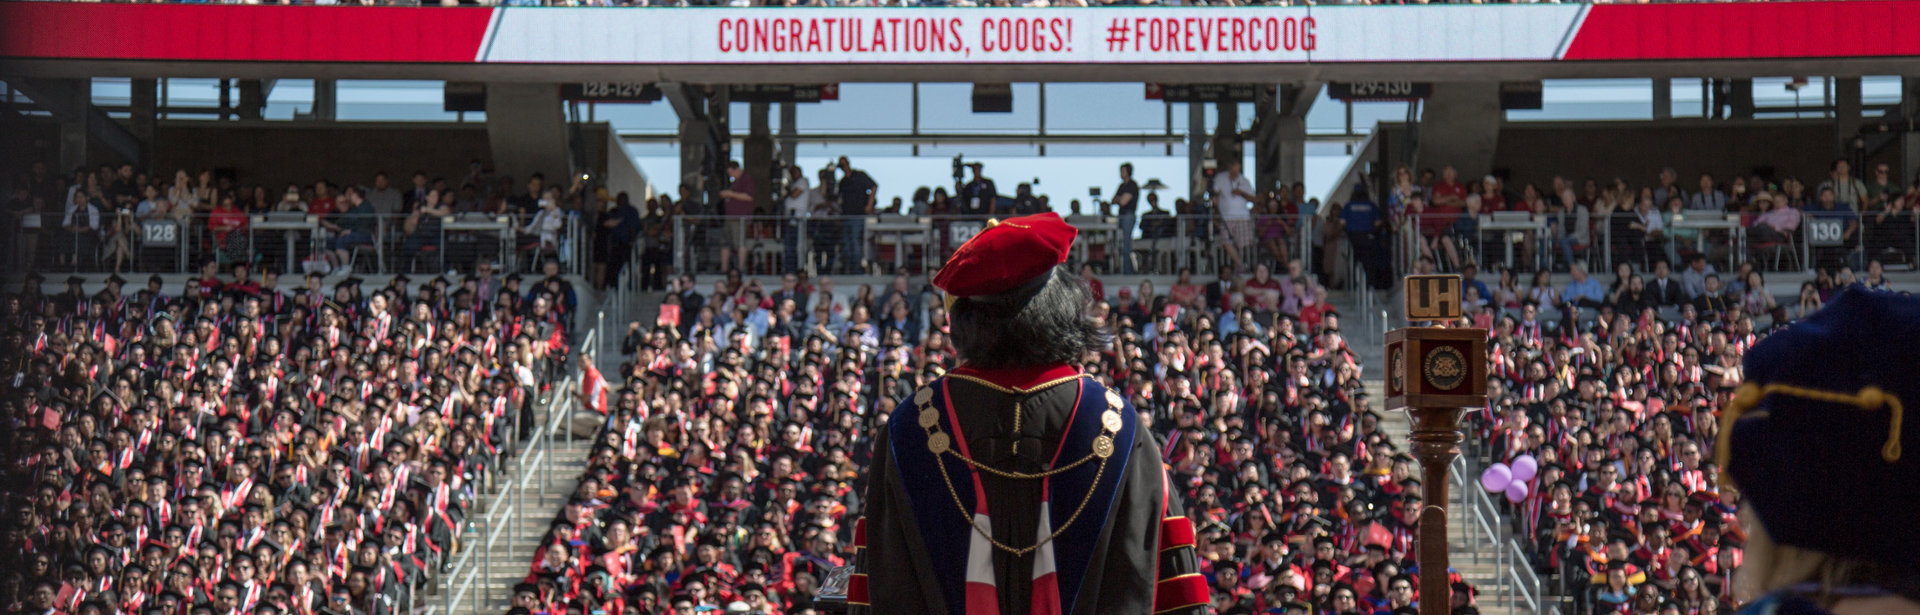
(434, 429, 595, 615)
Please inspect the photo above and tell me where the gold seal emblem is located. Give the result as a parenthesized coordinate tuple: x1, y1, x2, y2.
(1105, 390, 1123, 408)
(1092, 435, 1114, 458)
(1101, 411, 1123, 434)
(1424, 345, 1469, 391)
(915, 387, 933, 405)
(1389, 346, 1405, 394)
(928, 432, 951, 454)
(918, 408, 939, 429)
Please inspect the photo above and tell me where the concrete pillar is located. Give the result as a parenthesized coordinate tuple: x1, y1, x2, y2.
(1255, 83, 1314, 197)
(1835, 76, 1864, 159)
(778, 101, 797, 170)
(1188, 103, 1207, 204)
(1275, 115, 1306, 190)
(1728, 78, 1755, 120)
(1902, 76, 1919, 188)
(708, 89, 731, 211)
(57, 79, 88, 173)
(1254, 86, 1281, 197)
(1214, 100, 1240, 173)
(1278, 83, 1318, 192)
(746, 101, 774, 213)
(1416, 82, 1503, 181)
(237, 79, 269, 121)
(485, 83, 572, 191)
(131, 79, 158, 169)
(311, 79, 337, 121)
(1652, 78, 1672, 120)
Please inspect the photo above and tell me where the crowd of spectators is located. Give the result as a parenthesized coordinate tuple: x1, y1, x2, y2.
(1337, 161, 1918, 286)
(0, 252, 587, 615)
(689, 156, 1307, 282)
(4, 162, 649, 292)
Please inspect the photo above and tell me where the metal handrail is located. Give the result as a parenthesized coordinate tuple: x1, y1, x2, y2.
(667, 212, 1319, 276)
(10, 209, 584, 277)
(426, 290, 612, 615)
(1508, 537, 1544, 615)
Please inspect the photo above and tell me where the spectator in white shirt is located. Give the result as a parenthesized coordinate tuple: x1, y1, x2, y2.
(783, 166, 812, 272)
(1211, 160, 1255, 273)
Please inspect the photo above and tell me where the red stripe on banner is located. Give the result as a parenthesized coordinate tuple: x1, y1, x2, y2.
(847, 574, 869, 604)
(1152, 573, 1209, 614)
(1561, 1, 1920, 60)
(1158, 516, 1195, 552)
(0, 3, 495, 63)
(853, 517, 867, 548)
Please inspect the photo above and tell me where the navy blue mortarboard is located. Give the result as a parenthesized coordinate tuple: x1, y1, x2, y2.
(1719, 288, 1918, 569)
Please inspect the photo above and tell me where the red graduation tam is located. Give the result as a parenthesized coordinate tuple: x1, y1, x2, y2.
(932, 213, 1078, 298)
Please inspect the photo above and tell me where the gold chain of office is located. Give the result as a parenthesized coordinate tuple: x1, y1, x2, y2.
(916, 374, 1127, 556)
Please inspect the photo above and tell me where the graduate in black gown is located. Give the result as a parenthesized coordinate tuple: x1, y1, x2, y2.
(849, 213, 1207, 615)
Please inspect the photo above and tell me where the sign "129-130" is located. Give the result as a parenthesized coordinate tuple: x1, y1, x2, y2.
(1329, 81, 1432, 101)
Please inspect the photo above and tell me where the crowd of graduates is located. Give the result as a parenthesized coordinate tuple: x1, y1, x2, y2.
(507, 258, 1492, 615)
(1467, 257, 1782, 615)
(1, 259, 582, 615)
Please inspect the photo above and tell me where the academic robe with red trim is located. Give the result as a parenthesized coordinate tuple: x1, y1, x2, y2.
(850, 365, 1206, 615)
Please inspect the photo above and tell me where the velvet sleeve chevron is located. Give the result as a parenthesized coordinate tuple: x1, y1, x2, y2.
(1153, 486, 1208, 615)
(847, 516, 871, 611)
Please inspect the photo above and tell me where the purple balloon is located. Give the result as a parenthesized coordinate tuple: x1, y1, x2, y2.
(1505, 480, 1530, 503)
(1480, 463, 1512, 493)
(1510, 455, 1539, 483)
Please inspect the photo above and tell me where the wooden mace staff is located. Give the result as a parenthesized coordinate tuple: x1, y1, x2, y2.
(1385, 274, 1488, 615)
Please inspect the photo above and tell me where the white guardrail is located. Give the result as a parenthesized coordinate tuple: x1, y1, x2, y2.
(1451, 455, 1561, 615)
(426, 246, 643, 614)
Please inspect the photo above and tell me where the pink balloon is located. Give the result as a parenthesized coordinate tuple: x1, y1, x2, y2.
(1505, 480, 1530, 503)
(1480, 463, 1512, 493)
(1510, 455, 1539, 483)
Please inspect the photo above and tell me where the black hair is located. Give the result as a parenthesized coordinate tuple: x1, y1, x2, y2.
(949, 265, 1110, 370)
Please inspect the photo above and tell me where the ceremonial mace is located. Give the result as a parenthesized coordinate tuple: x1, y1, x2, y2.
(1384, 275, 1487, 615)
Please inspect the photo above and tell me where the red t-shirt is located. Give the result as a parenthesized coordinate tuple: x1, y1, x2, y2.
(308, 196, 337, 218)
(725, 174, 755, 217)
(1246, 278, 1283, 311)
(209, 207, 247, 238)
(1430, 181, 1468, 208)
(1300, 302, 1331, 332)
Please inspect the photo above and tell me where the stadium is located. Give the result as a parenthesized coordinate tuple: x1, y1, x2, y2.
(0, 1, 1916, 615)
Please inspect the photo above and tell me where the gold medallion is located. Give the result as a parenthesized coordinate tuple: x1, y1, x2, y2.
(928, 432, 951, 454)
(1105, 390, 1123, 408)
(1424, 345, 1469, 391)
(1092, 435, 1114, 458)
(918, 408, 939, 429)
(915, 387, 933, 405)
(1101, 410, 1123, 434)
